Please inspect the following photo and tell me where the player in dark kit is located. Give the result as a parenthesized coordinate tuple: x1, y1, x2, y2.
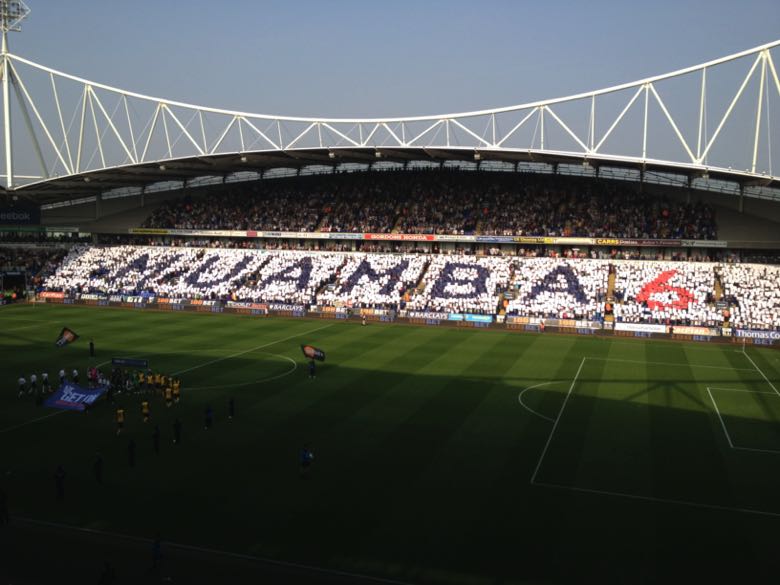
(89, 339, 95, 357)
(204, 406, 213, 430)
(308, 360, 316, 379)
(299, 443, 314, 477)
(116, 407, 125, 435)
(228, 397, 234, 420)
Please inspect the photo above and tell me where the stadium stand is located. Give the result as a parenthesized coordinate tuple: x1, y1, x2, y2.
(611, 261, 721, 326)
(233, 252, 344, 304)
(404, 255, 513, 314)
(506, 258, 609, 320)
(141, 172, 719, 239)
(142, 186, 323, 232)
(0, 246, 67, 287)
(317, 254, 427, 309)
(720, 264, 780, 330)
(37, 245, 780, 330)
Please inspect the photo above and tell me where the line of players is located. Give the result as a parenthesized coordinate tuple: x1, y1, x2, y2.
(16, 368, 181, 399)
(16, 368, 96, 402)
(114, 371, 182, 435)
(17, 372, 50, 398)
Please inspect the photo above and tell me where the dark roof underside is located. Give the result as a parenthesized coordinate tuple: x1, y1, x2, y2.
(4, 147, 779, 205)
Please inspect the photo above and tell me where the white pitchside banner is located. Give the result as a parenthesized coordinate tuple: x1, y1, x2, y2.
(614, 322, 669, 334)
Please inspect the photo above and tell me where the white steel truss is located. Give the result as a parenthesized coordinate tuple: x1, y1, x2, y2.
(1, 38, 779, 190)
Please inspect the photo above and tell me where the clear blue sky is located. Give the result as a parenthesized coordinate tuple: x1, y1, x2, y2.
(11, 0, 780, 119)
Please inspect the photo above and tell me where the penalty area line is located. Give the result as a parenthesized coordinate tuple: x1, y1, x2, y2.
(171, 323, 334, 376)
(533, 481, 780, 519)
(741, 347, 780, 397)
(585, 356, 755, 373)
(705, 387, 735, 449)
(15, 517, 417, 585)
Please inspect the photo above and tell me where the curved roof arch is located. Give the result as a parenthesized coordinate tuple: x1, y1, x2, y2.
(2, 40, 780, 203)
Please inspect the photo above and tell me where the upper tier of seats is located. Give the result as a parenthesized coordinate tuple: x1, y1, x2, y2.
(142, 171, 718, 239)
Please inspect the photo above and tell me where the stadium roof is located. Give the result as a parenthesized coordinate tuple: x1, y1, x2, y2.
(7, 147, 780, 207)
(2, 38, 779, 206)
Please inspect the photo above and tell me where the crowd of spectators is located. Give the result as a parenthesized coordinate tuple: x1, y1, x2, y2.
(720, 264, 780, 331)
(38, 245, 780, 329)
(611, 261, 722, 326)
(317, 254, 427, 309)
(95, 232, 767, 265)
(233, 252, 343, 304)
(506, 258, 609, 320)
(144, 185, 322, 232)
(0, 246, 68, 288)
(142, 171, 718, 239)
(405, 255, 513, 314)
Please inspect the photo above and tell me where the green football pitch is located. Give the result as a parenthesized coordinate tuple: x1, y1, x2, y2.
(1, 303, 780, 584)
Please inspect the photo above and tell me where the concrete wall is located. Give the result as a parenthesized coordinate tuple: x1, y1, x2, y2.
(41, 189, 186, 233)
(650, 183, 780, 244)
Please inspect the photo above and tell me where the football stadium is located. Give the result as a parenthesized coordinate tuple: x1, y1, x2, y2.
(2, 3, 780, 584)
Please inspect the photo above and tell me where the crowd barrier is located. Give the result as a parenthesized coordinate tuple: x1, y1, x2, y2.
(33, 294, 779, 347)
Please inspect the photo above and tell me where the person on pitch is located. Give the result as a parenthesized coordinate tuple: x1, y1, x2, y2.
(141, 400, 151, 423)
(299, 443, 314, 477)
(116, 407, 125, 435)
